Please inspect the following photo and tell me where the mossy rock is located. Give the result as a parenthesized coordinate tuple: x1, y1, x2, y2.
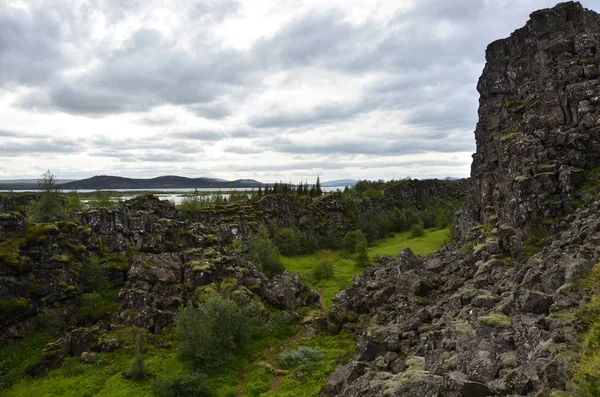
(499, 350, 517, 367)
(0, 297, 28, 312)
(479, 313, 512, 328)
(25, 223, 60, 242)
(51, 254, 71, 263)
(0, 238, 28, 267)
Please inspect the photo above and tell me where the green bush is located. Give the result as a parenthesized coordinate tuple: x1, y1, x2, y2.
(299, 230, 319, 254)
(320, 232, 342, 250)
(342, 230, 367, 255)
(153, 373, 211, 397)
(390, 208, 407, 232)
(313, 260, 334, 281)
(88, 190, 114, 208)
(273, 227, 301, 256)
(125, 330, 147, 381)
(27, 170, 68, 222)
(357, 215, 378, 244)
(279, 346, 324, 369)
(355, 239, 370, 267)
(176, 294, 258, 372)
(411, 223, 425, 238)
(247, 225, 284, 277)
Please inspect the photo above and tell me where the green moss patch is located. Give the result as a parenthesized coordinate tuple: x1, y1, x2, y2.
(479, 314, 512, 328)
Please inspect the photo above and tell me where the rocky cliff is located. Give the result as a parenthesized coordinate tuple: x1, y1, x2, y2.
(0, 196, 318, 345)
(190, 178, 468, 244)
(456, 1, 600, 255)
(322, 2, 600, 396)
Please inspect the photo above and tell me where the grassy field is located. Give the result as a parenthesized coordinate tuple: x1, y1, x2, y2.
(282, 228, 451, 305)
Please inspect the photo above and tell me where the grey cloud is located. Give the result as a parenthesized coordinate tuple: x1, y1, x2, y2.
(87, 136, 205, 156)
(249, 101, 374, 129)
(188, 103, 232, 120)
(170, 130, 225, 142)
(0, 138, 82, 157)
(226, 157, 469, 173)
(0, 6, 68, 86)
(259, 135, 475, 157)
(221, 145, 264, 155)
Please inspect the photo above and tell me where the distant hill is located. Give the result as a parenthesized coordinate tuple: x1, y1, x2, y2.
(60, 175, 263, 190)
(321, 179, 357, 187)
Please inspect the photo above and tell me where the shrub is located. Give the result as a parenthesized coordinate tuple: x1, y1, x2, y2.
(125, 329, 147, 381)
(403, 208, 420, 229)
(342, 230, 367, 255)
(357, 215, 378, 244)
(176, 294, 258, 371)
(420, 210, 437, 229)
(373, 212, 393, 239)
(273, 227, 301, 256)
(411, 223, 425, 238)
(247, 225, 284, 277)
(320, 232, 342, 250)
(27, 170, 67, 222)
(390, 208, 407, 232)
(313, 260, 334, 281)
(153, 373, 211, 397)
(299, 230, 319, 254)
(279, 346, 324, 369)
(355, 239, 370, 267)
(88, 190, 113, 208)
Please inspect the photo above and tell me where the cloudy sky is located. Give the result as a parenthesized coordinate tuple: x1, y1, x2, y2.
(1, 0, 596, 182)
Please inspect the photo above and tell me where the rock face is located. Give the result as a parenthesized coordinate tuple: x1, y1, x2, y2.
(192, 178, 468, 244)
(323, 2, 600, 396)
(456, 1, 600, 254)
(0, 196, 319, 343)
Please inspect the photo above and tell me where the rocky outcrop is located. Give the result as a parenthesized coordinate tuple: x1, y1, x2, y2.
(0, 195, 319, 343)
(456, 1, 600, 254)
(191, 178, 468, 244)
(322, 2, 600, 396)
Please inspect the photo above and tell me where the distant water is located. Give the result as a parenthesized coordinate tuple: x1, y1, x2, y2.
(1, 186, 347, 205)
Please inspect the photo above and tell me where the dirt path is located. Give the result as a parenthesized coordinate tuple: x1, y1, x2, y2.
(270, 375, 285, 392)
(235, 373, 245, 397)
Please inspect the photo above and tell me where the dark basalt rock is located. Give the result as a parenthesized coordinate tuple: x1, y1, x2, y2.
(455, 1, 600, 255)
(321, 2, 600, 396)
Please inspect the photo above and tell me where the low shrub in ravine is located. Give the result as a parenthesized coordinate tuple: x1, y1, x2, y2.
(279, 346, 324, 369)
(312, 260, 334, 281)
(175, 294, 261, 372)
(153, 373, 211, 397)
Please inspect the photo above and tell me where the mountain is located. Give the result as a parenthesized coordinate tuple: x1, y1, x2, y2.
(321, 179, 357, 187)
(60, 175, 262, 190)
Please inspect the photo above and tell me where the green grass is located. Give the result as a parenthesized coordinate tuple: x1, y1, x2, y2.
(282, 228, 451, 306)
(0, 333, 56, 390)
(367, 228, 452, 257)
(258, 333, 355, 397)
(2, 329, 189, 397)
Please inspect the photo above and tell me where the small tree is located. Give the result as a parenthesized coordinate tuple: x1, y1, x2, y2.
(315, 176, 323, 197)
(355, 239, 370, 267)
(342, 230, 367, 255)
(273, 227, 301, 256)
(247, 225, 284, 277)
(176, 294, 254, 371)
(125, 329, 147, 381)
(313, 260, 334, 281)
(27, 170, 66, 222)
(411, 223, 425, 238)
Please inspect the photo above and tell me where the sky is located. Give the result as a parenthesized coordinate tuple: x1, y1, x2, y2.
(1, 0, 597, 183)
